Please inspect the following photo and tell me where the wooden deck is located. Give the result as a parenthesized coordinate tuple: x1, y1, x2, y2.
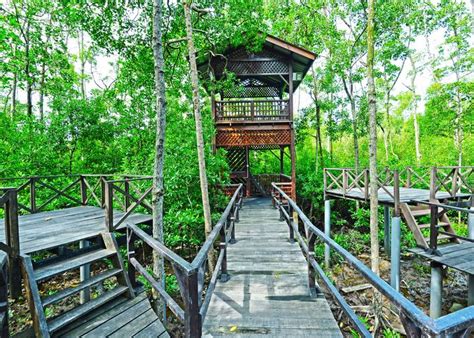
(410, 242, 474, 274)
(326, 186, 470, 204)
(0, 206, 151, 254)
(203, 198, 341, 337)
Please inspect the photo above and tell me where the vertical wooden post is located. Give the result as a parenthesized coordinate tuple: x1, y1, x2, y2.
(250, 101, 255, 120)
(127, 228, 137, 289)
(307, 234, 318, 298)
(101, 176, 106, 208)
(104, 181, 114, 232)
(342, 169, 348, 196)
(5, 189, 21, 298)
(124, 177, 130, 212)
(0, 253, 8, 337)
(280, 146, 284, 178)
(80, 175, 87, 205)
(245, 146, 250, 197)
(79, 239, 90, 304)
(289, 56, 296, 201)
(430, 167, 437, 201)
(183, 270, 202, 338)
(429, 203, 439, 252)
(220, 217, 229, 282)
(406, 167, 412, 188)
(30, 177, 37, 213)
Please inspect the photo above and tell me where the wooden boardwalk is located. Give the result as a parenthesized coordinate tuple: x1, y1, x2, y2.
(0, 206, 151, 254)
(203, 198, 341, 337)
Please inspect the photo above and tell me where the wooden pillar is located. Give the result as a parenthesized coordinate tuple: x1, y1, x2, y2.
(79, 240, 90, 303)
(280, 146, 284, 178)
(80, 175, 87, 205)
(5, 189, 21, 298)
(245, 146, 250, 197)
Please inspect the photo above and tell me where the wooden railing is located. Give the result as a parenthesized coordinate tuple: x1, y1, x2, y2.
(126, 184, 244, 337)
(272, 183, 474, 337)
(215, 99, 290, 122)
(0, 189, 21, 300)
(103, 176, 153, 232)
(430, 166, 474, 199)
(0, 251, 8, 338)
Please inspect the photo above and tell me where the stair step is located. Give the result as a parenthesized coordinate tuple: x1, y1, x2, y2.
(35, 249, 115, 282)
(411, 208, 442, 217)
(419, 222, 449, 229)
(42, 268, 122, 307)
(425, 234, 454, 242)
(48, 285, 128, 333)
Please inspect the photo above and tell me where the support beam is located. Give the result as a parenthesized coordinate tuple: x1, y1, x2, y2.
(384, 206, 391, 254)
(390, 216, 401, 291)
(324, 200, 331, 268)
(430, 263, 443, 319)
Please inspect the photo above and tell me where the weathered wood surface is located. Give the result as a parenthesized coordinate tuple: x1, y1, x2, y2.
(410, 242, 474, 274)
(327, 186, 470, 203)
(203, 198, 341, 337)
(0, 206, 151, 254)
(56, 292, 169, 338)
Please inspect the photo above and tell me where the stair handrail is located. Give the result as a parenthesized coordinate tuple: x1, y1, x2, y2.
(126, 183, 244, 338)
(272, 183, 474, 337)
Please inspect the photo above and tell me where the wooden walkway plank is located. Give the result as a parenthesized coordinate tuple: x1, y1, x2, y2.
(203, 197, 342, 337)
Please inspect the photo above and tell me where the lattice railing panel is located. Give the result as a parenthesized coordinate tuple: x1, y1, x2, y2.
(217, 129, 291, 147)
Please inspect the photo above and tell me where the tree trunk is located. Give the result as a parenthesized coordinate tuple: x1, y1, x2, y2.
(350, 98, 360, 172)
(11, 71, 17, 117)
(152, 0, 167, 320)
(367, 0, 379, 276)
(25, 20, 33, 117)
(39, 61, 45, 121)
(79, 31, 86, 99)
(183, 0, 215, 271)
(409, 55, 421, 165)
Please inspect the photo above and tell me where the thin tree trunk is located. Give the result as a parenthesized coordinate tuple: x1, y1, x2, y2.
(183, 0, 215, 271)
(409, 55, 421, 165)
(350, 98, 360, 172)
(11, 71, 17, 117)
(39, 61, 45, 121)
(152, 0, 167, 320)
(79, 31, 86, 99)
(25, 20, 33, 117)
(367, 0, 379, 276)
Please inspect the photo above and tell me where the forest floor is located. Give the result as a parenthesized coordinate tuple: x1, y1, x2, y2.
(327, 250, 469, 337)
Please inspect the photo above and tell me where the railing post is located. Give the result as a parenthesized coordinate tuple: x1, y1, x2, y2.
(80, 175, 87, 205)
(183, 270, 202, 338)
(126, 227, 137, 289)
(430, 167, 437, 200)
(101, 176, 106, 208)
(342, 169, 348, 196)
(30, 177, 37, 213)
(288, 204, 295, 243)
(124, 177, 130, 212)
(406, 167, 412, 188)
(220, 218, 229, 282)
(5, 189, 21, 298)
(0, 253, 8, 337)
(429, 203, 439, 253)
(250, 101, 255, 120)
(104, 181, 114, 232)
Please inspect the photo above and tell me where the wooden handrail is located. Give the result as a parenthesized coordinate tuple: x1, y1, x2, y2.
(125, 184, 244, 338)
(272, 183, 474, 337)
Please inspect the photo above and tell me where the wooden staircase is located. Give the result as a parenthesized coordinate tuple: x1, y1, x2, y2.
(20, 232, 135, 337)
(400, 202, 459, 249)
